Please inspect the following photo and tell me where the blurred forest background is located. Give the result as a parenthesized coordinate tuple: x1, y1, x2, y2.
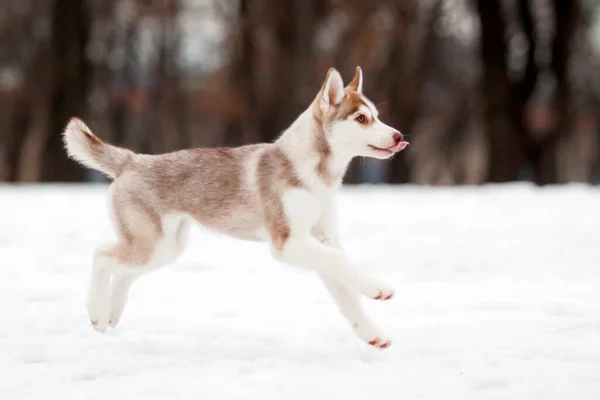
(1, 0, 600, 185)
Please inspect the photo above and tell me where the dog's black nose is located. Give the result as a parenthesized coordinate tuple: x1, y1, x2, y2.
(392, 131, 403, 144)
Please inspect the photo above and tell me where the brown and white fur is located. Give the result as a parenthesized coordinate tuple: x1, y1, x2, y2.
(63, 67, 409, 349)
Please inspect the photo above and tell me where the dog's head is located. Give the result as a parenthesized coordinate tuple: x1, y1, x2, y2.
(313, 67, 408, 160)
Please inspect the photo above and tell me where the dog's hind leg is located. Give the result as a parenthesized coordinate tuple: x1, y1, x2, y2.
(87, 187, 165, 332)
(108, 272, 138, 328)
(87, 245, 116, 332)
(106, 216, 190, 329)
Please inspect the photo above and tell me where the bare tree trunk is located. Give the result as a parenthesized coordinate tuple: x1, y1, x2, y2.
(223, 0, 259, 147)
(531, 0, 578, 185)
(259, 0, 326, 142)
(151, 0, 187, 153)
(17, 42, 52, 182)
(41, 0, 90, 182)
(385, 1, 440, 183)
(476, 0, 522, 182)
(0, 0, 52, 182)
(4, 97, 29, 181)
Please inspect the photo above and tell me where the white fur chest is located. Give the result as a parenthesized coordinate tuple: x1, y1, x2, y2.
(281, 186, 336, 235)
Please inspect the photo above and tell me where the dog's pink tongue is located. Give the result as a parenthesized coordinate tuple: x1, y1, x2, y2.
(388, 141, 409, 152)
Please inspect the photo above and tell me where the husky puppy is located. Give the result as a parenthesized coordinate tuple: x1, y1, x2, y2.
(64, 67, 408, 349)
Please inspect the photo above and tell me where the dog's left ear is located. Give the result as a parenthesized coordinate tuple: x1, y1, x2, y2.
(345, 66, 363, 93)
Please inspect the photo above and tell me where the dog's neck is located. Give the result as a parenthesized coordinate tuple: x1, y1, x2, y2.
(276, 105, 352, 189)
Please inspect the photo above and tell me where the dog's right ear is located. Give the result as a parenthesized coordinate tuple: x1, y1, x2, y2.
(345, 66, 363, 93)
(319, 68, 345, 110)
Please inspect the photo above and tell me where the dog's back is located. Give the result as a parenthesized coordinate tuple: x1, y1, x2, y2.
(63, 120, 301, 241)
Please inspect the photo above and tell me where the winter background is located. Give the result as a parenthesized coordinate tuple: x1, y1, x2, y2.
(2, 0, 600, 399)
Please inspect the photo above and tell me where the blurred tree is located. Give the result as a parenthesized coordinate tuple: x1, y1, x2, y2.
(476, 0, 521, 182)
(477, 0, 580, 185)
(223, 0, 260, 147)
(384, 0, 441, 183)
(41, 0, 91, 181)
(150, 0, 188, 153)
(225, 0, 328, 147)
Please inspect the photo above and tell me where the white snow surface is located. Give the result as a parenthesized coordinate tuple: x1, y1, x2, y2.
(1, 183, 599, 399)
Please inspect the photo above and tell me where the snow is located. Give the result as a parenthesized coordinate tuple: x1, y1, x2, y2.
(1, 183, 599, 399)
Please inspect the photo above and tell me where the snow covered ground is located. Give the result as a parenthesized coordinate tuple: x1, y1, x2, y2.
(1, 183, 599, 399)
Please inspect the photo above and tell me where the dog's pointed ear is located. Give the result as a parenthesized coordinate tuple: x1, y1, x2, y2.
(320, 68, 345, 108)
(345, 66, 363, 93)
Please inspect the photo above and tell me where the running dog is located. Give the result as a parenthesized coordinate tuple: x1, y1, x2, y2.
(63, 67, 409, 349)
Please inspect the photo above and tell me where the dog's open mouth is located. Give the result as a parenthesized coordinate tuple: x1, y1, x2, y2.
(368, 141, 409, 154)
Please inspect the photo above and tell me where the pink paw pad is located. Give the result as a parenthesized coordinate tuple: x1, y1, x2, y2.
(368, 338, 392, 349)
(374, 291, 394, 301)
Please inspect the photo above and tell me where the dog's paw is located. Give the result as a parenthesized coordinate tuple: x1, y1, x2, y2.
(90, 319, 108, 333)
(367, 337, 392, 349)
(88, 304, 109, 333)
(352, 319, 392, 350)
(353, 278, 395, 301)
(373, 288, 395, 301)
(108, 310, 123, 329)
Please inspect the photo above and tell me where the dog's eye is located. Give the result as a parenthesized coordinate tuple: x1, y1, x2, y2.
(356, 115, 366, 123)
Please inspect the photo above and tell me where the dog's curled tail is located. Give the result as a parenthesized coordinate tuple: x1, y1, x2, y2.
(63, 118, 135, 179)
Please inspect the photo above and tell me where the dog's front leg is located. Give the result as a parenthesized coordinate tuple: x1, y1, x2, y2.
(274, 234, 393, 301)
(310, 195, 394, 300)
(310, 201, 393, 349)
